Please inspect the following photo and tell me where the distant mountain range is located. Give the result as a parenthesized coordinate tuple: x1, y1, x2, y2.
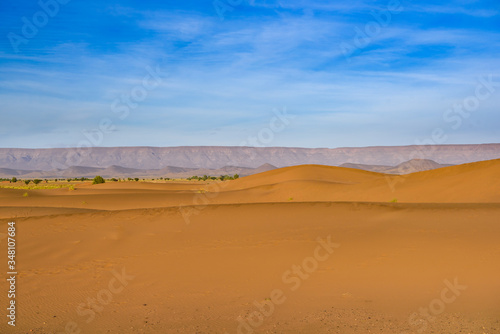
(0, 144, 498, 178)
(340, 159, 454, 174)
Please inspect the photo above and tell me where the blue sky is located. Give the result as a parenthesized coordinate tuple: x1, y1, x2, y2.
(0, 0, 499, 149)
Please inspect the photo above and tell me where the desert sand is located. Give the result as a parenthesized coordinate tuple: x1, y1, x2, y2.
(1, 159, 500, 333)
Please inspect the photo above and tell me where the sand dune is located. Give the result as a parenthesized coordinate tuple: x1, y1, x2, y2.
(1, 160, 500, 333)
(223, 159, 500, 203)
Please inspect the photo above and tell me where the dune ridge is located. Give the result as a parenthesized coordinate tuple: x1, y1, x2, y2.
(1, 159, 499, 333)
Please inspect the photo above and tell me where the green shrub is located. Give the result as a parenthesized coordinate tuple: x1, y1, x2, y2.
(134, 178, 139, 182)
(24, 180, 30, 185)
(218, 175, 235, 181)
(11, 177, 17, 183)
(92, 176, 106, 185)
(33, 179, 42, 185)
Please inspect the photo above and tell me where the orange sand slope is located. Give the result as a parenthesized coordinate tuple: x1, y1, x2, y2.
(1, 158, 499, 212)
(1, 160, 500, 333)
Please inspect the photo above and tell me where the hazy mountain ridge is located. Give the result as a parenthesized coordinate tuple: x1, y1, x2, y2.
(340, 159, 454, 174)
(0, 144, 499, 171)
(0, 157, 490, 179)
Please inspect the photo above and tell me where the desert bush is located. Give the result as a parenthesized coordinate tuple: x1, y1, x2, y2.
(134, 178, 139, 182)
(11, 177, 17, 183)
(24, 180, 30, 185)
(92, 176, 105, 184)
(33, 179, 42, 185)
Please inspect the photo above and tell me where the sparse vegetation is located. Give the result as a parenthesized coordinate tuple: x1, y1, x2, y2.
(22, 192, 29, 197)
(92, 176, 106, 185)
(0, 184, 76, 190)
(188, 174, 238, 181)
(390, 198, 398, 203)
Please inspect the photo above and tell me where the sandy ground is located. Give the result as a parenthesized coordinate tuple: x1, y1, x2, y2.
(1, 159, 500, 333)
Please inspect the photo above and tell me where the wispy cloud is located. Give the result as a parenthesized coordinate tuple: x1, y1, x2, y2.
(407, 4, 499, 17)
(0, 0, 498, 148)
